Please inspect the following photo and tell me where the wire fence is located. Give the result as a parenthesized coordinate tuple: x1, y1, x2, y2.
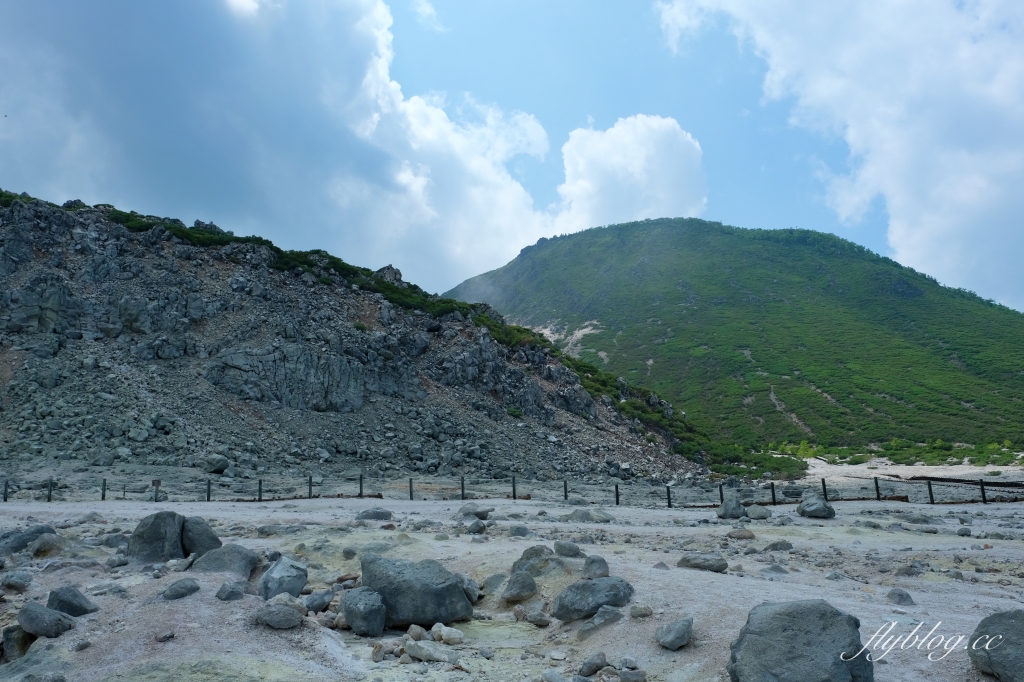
(3, 471, 1024, 508)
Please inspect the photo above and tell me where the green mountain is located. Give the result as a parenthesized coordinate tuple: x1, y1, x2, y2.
(447, 218, 1024, 462)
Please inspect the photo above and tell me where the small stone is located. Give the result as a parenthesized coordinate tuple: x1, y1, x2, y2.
(554, 540, 583, 558)
(1, 570, 33, 592)
(258, 603, 304, 629)
(343, 587, 386, 637)
(577, 605, 623, 640)
(746, 505, 772, 520)
(405, 639, 453, 663)
(502, 571, 538, 602)
(74, 640, 92, 651)
(268, 592, 308, 617)
(676, 552, 728, 573)
(155, 630, 175, 642)
(653, 561, 669, 570)
(887, 588, 915, 606)
(762, 540, 793, 552)
(580, 652, 607, 676)
(216, 581, 248, 601)
(163, 578, 200, 600)
(619, 670, 648, 682)
(527, 610, 552, 627)
(717, 496, 747, 519)
(18, 602, 76, 638)
(582, 555, 610, 580)
(630, 605, 653, 618)
(479, 646, 494, 659)
(47, 586, 99, 617)
(656, 617, 693, 650)
(726, 529, 755, 540)
(467, 519, 486, 534)
(355, 507, 393, 521)
(408, 623, 428, 640)
(434, 533, 450, 541)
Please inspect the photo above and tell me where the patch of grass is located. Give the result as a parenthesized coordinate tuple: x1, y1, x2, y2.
(353, 322, 367, 332)
(506, 407, 524, 418)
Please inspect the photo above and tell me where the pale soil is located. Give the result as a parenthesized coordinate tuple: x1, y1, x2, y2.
(2, 493, 1023, 681)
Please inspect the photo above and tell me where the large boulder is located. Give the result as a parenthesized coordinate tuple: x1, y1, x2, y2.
(46, 586, 99, 617)
(677, 552, 728, 573)
(551, 577, 634, 622)
(163, 578, 200, 600)
(512, 545, 565, 577)
(182, 517, 222, 557)
(797, 496, 836, 519)
(192, 543, 259, 577)
(502, 571, 537, 602)
(258, 603, 303, 629)
(746, 505, 772, 520)
(360, 553, 473, 627)
(127, 511, 185, 561)
(458, 502, 495, 520)
(582, 556, 610, 580)
(0, 525, 56, 555)
(343, 587, 386, 637)
(257, 557, 308, 600)
(18, 602, 76, 638)
(727, 600, 873, 682)
(717, 496, 747, 519)
(355, 507, 393, 521)
(968, 609, 1024, 680)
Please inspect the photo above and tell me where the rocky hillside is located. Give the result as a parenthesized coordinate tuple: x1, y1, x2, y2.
(0, 189, 702, 498)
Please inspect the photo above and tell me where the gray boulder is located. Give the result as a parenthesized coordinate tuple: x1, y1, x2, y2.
(182, 517, 222, 557)
(747, 505, 772, 520)
(502, 571, 537, 602)
(512, 545, 565, 577)
(458, 502, 495, 520)
(47, 586, 99, 617)
(763, 540, 793, 552)
(405, 639, 453, 663)
(969, 609, 1024, 680)
(657, 617, 693, 650)
(467, 519, 486, 534)
(727, 599, 873, 682)
(360, 553, 473, 627)
(582, 555, 610, 580)
(578, 605, 623, 639)
(580, 652, 607, 676)
(717, 497, 747, 519)
(258, 603, 303, 629)
(1, 570, 33, 592)
(2, 624, 35, 661)
(797, 496, 836, 519)
(204, 454, 230, 474)
(305, 590, 334, 613)
(216, 581, 249, 601)
(456, 573, 482, 603)
(192, 543, 259, 577)
(257, 557, 308, 600)
(677, 552, 728, 573)
(886, 588, 915, 606)
(127, 511, 185, 561)
(163, 578, 200, 600)
(0, 525, 56, 555)
(551, 576, 634, 622)
(560, 509, 614, 523)
(355, 507, 393, 521)
(18, 602, 76, 638)
(554, 540, 583, 558)
(343, 587, 387, 637)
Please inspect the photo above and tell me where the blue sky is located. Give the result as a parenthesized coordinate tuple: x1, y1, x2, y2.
(1, 1, 1021, 308)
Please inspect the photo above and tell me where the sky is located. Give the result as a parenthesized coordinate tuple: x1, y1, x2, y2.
(1, 1, 1022, 308)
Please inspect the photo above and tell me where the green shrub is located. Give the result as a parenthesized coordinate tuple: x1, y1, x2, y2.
(353, 322, 367, 332)
(506, 407, 524, 418)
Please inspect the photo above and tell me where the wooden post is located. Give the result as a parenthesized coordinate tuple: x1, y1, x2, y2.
(563, 480, 568, 500)
(512, 476, 517, 501)
(308, 475, 313, 499)
(718, 484, 724, 503)
(770, 481, 777, 506)
(461, 476, 465, 501)
(409, 478, 414, 501)
(615, 484, 620, 506)
(101, 478, 106, 501)
(821, 478, 828, 502)
(358, 474, 363, 498)
(47, 478, 53, 502)
(152, 479, 161, 502)
(206, 479, 211, 502)
(258, 479, 263, 502)
(874, 477, 881, 501)
(980, 479, 987, 504)
(3, 479, 8, 502)
(927, 480, 934, 504)
(666, 485, 672, 509)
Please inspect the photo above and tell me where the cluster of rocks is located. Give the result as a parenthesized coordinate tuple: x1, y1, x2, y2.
(0, 194, 701, 502)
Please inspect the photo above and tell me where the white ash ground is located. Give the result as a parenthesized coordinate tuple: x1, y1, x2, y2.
(3, 494, 1024, 681)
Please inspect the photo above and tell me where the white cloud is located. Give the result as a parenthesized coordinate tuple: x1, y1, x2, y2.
(554, 114, 706, 233)
(658, 0, 1024, 308)
(412, 0, 445, 32)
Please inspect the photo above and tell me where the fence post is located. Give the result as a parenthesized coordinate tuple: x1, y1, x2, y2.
(927, 480, 934, 504)
(821, 478, 828, 502)
(308, 476, 313, 499)
(206, 479, 211, 502)
(101, 478, 106, 501)
(770, 481, 777, 506)
(563, 480, 568, 501)
(461, 476, 465, 501)
(512, 477, 517, 501)
(47, 478, 53, 503)
(358, 474, 363, 498)
(409, 478, 414, 501)
(718, 484, 724, 503)
(3, 479, 8, 502)
(980, 479, 987, 504)
(615, 484, 620, 506)
(258, 479, 263, 502)
(666, 485, 672, 509)
(874, 477, 881, 501)
(122, 484, 126, 500)
(153, 480, 161, 502)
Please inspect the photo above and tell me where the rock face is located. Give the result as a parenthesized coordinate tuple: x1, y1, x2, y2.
(192, 543, 259, 577)
(797, 496, 836, 519)
(968, 610, 1024, 680)
(257, 557, 308, 600)
(46, 586, 99, 617)
(727, 599, 873, 682)
(0, 525, 57, 555)
(18, 602, 76, 638)
(343, 587, 387, 637)
(677, 552, 728, 573)
(360, 553, 473, 627)
(657, 618, 693, 650)
(502, 571, 538, 602)
(551, 577, 634, 622)
(717, 497, 747, 519)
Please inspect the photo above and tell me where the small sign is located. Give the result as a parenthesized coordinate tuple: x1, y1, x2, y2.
(152, 480, 161, 487)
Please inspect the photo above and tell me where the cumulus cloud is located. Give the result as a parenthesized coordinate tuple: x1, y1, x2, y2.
(554, 114, 705, 233)
(412, 0, 445, 32)
(658, 0, 1024, 308)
